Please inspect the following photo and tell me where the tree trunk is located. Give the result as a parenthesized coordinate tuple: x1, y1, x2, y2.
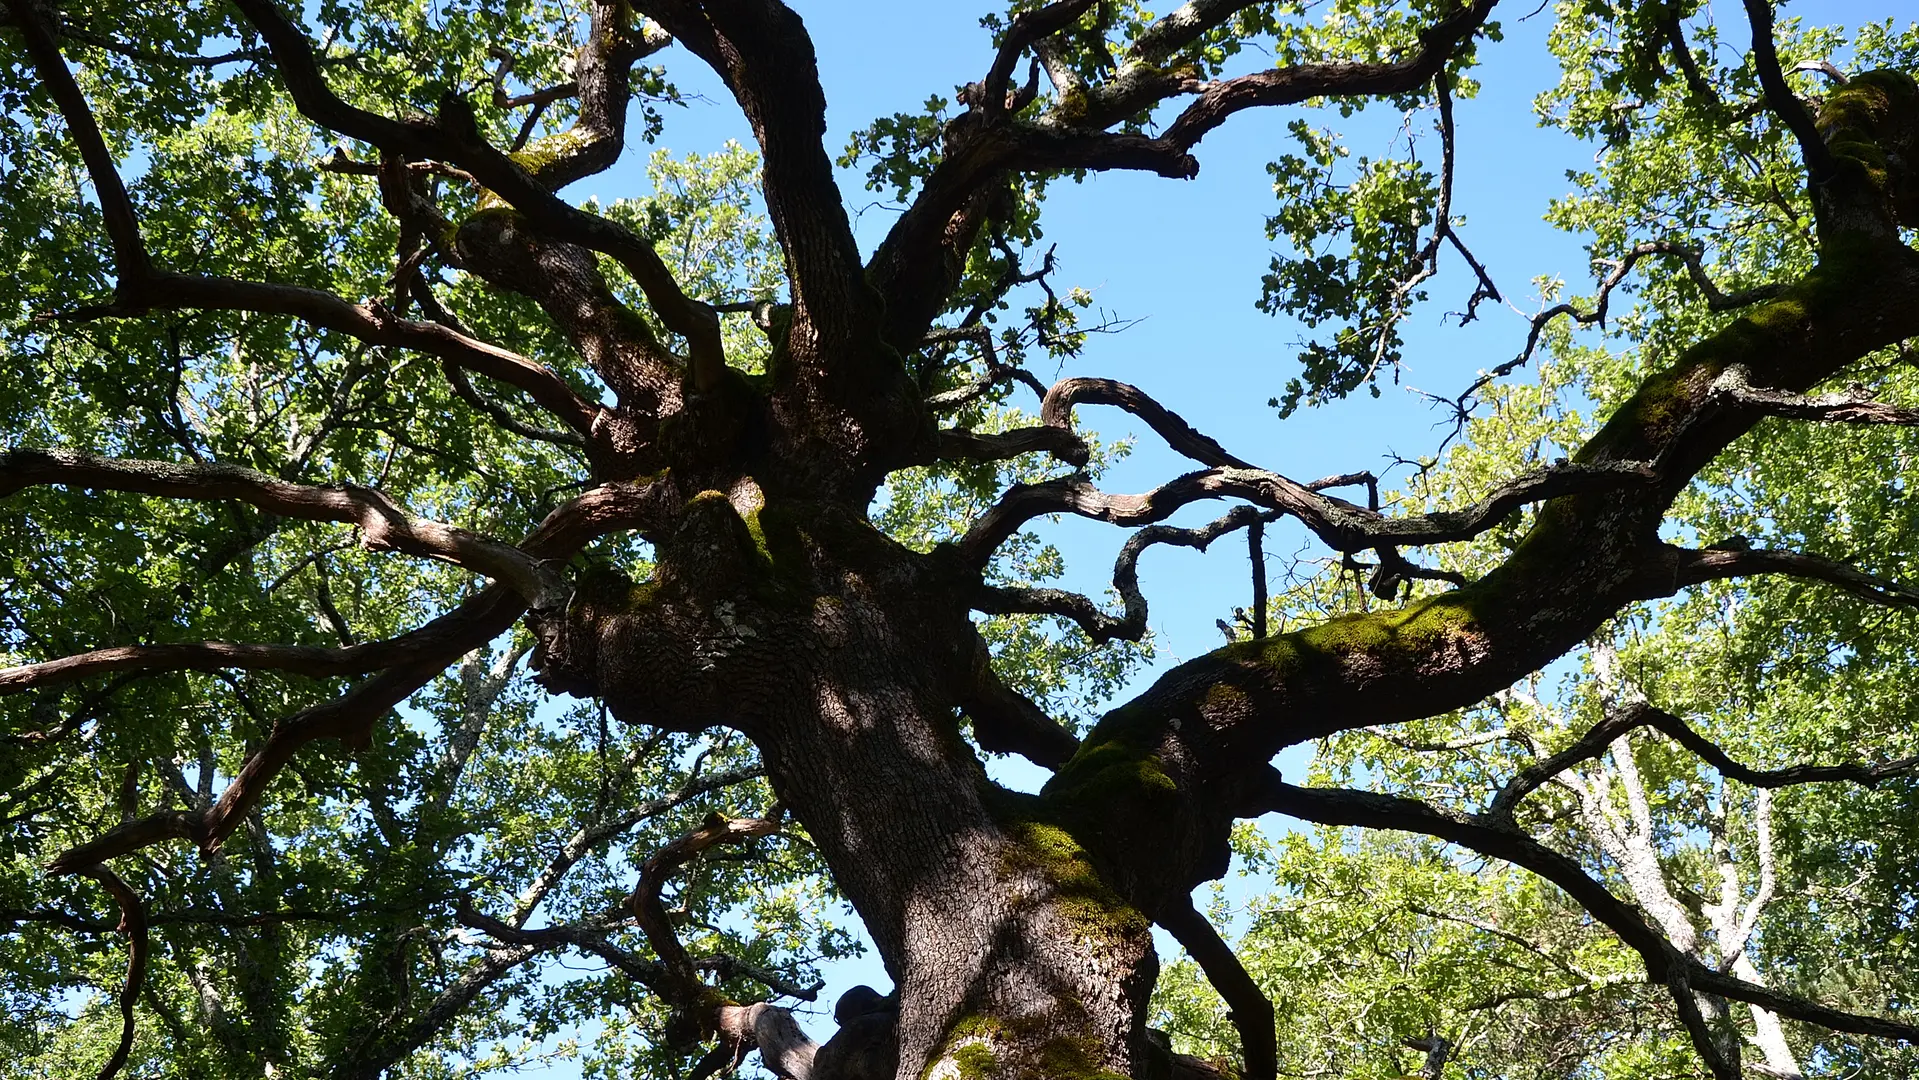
(532, 486, 1161, 1079)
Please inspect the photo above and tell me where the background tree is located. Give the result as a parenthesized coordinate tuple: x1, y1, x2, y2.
(4, 2, 1919, 1079)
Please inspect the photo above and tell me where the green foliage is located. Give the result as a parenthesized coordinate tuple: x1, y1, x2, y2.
(1152, 6, 1919, 1078)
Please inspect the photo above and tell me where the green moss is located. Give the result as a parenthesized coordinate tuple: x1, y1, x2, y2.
(992, 796, 1151, 942)
(1816, 70, 1919, 224)
(952, 1042, 1000, 1080)
(509, 127, 596, 178)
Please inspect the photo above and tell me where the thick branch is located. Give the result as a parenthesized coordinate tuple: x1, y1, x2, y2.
(868, 0, 1494, 354)
(631, 810, 785, 1004)
(1127, 0, 1265, 65)
(5, 0, 149, 287)
(936, 426, 1090, 467)
(1741, 0, 1834, 184)
(958, 644, 1080, 768)
(1157, 896, 1277, 1080)
(631, 0, 869, 386)
(1711, 363, 1919, 426)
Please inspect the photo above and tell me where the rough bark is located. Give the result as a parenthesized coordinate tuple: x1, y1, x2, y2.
(12, 0, 1919, 1076)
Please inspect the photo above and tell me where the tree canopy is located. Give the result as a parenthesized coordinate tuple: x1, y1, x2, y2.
(4, 1, 1919, 1079)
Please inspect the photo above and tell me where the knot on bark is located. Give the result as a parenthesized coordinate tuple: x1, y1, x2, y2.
(527, 563, 633, 698)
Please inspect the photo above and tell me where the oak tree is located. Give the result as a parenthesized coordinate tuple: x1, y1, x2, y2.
(6, 1, 1919, 1078)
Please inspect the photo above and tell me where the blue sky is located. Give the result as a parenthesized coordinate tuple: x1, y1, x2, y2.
(508, 0, 1898, 1073)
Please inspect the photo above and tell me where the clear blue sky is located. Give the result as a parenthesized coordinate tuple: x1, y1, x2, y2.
(508, 1, 1894, 1073)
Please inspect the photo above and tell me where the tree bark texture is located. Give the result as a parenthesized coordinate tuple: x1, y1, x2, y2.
(13, 0, 1919, 1075)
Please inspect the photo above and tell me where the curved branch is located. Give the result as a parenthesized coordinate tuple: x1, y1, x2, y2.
(210, 0, 727, 387)
(4, 0, 149, 288)
(631, 809, 785, 1004)
(65, 865, 149, 1080)
(975, 505, 1266, 644)
(981, 0, 1095, 112)
(1670, 542, 1919, 608)
(43, 476, 674, 871)
(958, 639, 1080, 768)
(1631, 703, 1919, 789)
(867, 0, 1495, 354)
(1741, 0, 1834, 184)
(455, 899, 667, 988)
(1, 449, 567, 609)
(1254, 774, 1919, 1048)
(1160, 0, 1497, 154)
(512, 762, 767, 924)
(958, 458, 1656, 569)
(1500, 241, 1784, 381)
(631, 0, 868, 383)
(1041, 377, 1254, 469)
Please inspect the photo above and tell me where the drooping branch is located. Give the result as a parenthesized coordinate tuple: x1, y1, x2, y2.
(1253, 773, 1919, 1048)
(406, 277, 588, 448)
(63, 865, 149, 1080)
(1489, 697, 1918, 821)
(1, 449, 568, 610)
(43, 476, 675, 872)
(1670, 542, 1919, 609)
(1041, 377, 1255, 469)
(1629, 703, 1919, 789)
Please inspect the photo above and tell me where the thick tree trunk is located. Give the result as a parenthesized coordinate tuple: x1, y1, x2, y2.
(532, 485, 1161, 1079)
